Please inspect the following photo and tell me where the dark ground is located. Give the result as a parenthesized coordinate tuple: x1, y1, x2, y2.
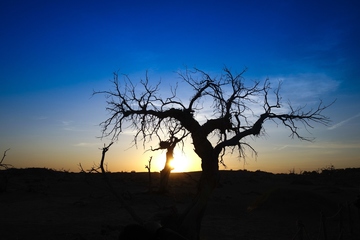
(1, 168, 359, 240)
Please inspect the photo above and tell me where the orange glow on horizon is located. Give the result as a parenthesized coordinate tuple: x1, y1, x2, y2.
(154, 149, 200, 173)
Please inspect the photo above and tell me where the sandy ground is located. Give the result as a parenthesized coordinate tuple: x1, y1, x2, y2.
(1, 168, 359, 240)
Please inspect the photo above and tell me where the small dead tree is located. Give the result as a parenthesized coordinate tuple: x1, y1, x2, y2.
(95, 67, 333, 240)
(151, 126, 188, 193)
(145, 156, 153, 192)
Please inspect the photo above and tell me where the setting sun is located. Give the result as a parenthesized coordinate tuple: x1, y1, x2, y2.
(170, 152, 191, 172)
(155, 150, 193, 173)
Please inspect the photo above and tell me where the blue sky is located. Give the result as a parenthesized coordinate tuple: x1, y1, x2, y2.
(1, 0, 359, 173)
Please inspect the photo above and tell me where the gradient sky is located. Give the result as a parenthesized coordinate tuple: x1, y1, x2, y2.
(1, 0, 359, 173)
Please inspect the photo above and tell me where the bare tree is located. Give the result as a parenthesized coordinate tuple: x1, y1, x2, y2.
(151, 125, 189, 193)
(94, 67, 332, 240)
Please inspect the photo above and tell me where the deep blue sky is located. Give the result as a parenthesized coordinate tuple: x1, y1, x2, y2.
(1, 0, 359, 173)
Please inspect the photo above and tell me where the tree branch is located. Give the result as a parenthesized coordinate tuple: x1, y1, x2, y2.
(0, 148, 12, 169)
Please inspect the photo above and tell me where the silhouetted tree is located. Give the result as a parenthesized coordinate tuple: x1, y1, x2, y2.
(95, 67, 332, 240)
(151, 125, 188, 193)
(145, 156, 153, 192)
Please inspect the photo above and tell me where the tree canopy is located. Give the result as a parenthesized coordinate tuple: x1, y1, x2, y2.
(96, 67, 330, 165)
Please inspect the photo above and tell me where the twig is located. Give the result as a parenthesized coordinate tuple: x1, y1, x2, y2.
(78, 163, 86, 173)
(1, 148, 10, 164)
(0, 148, 13, 169)
(145, 156, 153, 192)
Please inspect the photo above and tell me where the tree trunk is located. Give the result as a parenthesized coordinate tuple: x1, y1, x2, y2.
(177, 135, 219, 240)
(159, 150, 174, 193)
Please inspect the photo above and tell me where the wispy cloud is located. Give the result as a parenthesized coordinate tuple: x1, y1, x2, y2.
(328, 113, 360, 130)
(274, 141, 359, 150)
(33, 116, 48, 120)
(63, 127, 87, 132)
(277, 73, 340, 100)
(274, 145, 290, 151)
(61, 120, 73, 126)
(61, 120, 87, 132)
(60, 121, 72, 131)
(73, 142, 100, 147)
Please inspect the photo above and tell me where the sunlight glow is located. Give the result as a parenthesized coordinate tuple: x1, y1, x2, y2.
(170, 151, 191, 172)
(155, 150, 192, 173)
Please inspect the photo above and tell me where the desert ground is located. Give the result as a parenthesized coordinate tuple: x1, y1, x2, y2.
(1, 168, 359, 240)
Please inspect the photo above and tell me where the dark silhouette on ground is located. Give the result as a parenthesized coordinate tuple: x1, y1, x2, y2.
(1, 167, 360, 239)
(119, 222, 189, 240)
(119, 224, 154, 240)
